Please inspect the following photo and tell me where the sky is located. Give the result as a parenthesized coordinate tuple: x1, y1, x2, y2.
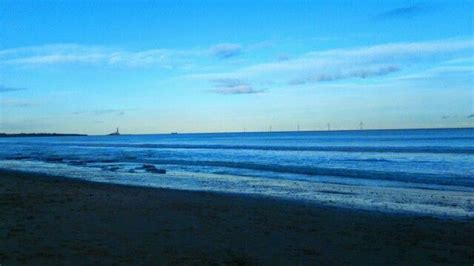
(0, 0, 473, 134)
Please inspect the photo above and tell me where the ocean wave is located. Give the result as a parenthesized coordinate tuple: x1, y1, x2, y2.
(139, 159, 473, 187)
(3, 155, 473, 187)
(5, 142, 473, 154)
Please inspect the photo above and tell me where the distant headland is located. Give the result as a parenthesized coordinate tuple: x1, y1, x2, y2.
(0, 133, 87, 138)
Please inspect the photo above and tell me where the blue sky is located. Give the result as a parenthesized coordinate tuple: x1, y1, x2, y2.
(0, 0, 473, 134)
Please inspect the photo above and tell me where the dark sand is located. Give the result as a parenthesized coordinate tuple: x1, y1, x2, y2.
(1, 170, 473, 265)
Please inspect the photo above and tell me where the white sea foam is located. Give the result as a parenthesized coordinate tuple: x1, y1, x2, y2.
(1, 160, 472, 218)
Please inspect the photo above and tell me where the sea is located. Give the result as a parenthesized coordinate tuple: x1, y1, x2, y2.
(1, 128, 473, 218)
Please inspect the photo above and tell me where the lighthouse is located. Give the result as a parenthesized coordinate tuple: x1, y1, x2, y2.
(108, 128, 120, 136)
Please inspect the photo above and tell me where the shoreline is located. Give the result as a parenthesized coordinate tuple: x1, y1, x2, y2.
(1, 165, 472, 219)
(1, 169, 473, 264)
(0, 168, 449, 220)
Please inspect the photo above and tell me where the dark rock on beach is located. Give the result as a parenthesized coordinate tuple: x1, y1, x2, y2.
(149, 169, 166, 174)
(142, 164, 166, 174)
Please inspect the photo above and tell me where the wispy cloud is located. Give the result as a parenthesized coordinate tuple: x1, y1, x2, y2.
(0, 42, 243, 68)
(209, 78, 265, 95)
(378, 4, 427, 19)
(209, 43, 242, 59)
(0, 99, 35, 107)
(394, 65, 474, 82)
(189, 39, 474, 87)
(277, 54, 290, 62)
(72, 108, 130, 116)
(441, 115, 460, 120)
(289, 65, 400, 85)
(0, 44, 196, 68)
(0, 85, 27, 93)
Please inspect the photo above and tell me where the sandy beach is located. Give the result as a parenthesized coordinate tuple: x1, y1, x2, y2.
(1, 170, 473, 265)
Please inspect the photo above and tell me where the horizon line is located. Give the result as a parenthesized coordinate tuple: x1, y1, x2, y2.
(1, 126, 473, 137)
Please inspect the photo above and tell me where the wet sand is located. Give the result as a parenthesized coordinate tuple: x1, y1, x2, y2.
(1, 170, 473, 265)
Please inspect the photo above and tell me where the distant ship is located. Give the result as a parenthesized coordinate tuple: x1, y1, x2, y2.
(108, 128, 120, 136)
(170, 132, 178, 135)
